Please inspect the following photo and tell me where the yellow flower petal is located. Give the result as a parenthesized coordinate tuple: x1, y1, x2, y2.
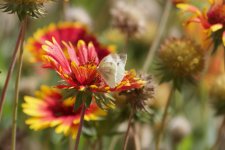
(210, 24, 223, 32)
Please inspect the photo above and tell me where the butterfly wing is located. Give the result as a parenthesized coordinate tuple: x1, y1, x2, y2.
(98, 54, 127, 88)
(115, 54, 127, 84)
(98, 54, 117, 88)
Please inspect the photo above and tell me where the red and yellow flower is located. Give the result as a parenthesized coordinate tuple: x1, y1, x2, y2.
(42, 38, 144, 92)
(22, 85, 106, 138)
(177, 0, 225, 47)
(25, 22, 113, 62)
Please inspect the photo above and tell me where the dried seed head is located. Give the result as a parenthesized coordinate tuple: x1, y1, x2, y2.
(169, 116, 191, 144)
(121, 73, 155, 111)
(1, 0, 51, 20)
(64, 6, 92, 28)
(110, 1, 145, 37)
(4, 0, 49, 4)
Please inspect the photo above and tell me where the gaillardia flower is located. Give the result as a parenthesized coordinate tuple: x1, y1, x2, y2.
(0, 0, 51, 20)
(157, 38, 205, 89)
(25, 22, 112, 62)
(177, 0, 225, 49)
(42, 38, 144, 93)
(110, 1, 146, 37)
(22, 85, 106, 138)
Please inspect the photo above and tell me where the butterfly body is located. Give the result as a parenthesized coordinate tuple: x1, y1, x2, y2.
(97, 54, 127, 88)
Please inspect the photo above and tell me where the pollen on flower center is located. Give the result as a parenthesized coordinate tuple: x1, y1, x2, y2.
(207, 4, 225, 25)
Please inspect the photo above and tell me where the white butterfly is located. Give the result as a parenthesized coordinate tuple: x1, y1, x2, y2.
(97, 54, 127, 88)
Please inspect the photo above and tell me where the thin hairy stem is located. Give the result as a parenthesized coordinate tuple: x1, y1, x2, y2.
(109, 136, 120, 150)
(212, 116, 225, 150)
(123, 108, 134, 150)
(123, 33, 129, 52)
(142, 0, 172, 72)
(0, 21, 26, 121)
(74, 104, 86, 150)
(11, 17, 28, 150)
(132, 125, 141, 150)
(155, 86, 174, 150)
(224, 48, 225, 71)
(69, 137, 74, 150)
(61, 0, 69, 20)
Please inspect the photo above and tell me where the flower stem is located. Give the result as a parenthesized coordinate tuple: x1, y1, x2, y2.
(123, 33, 129, 52)
(109, 136, 119, 150)
(133, 125, 141, 150)
(74, 104, 86, 150)
(142, 0, 172, 72)
(224, 48, 225, 71)
(212, 115, 225, 150)
(61, 0, 69, 20)
(155, 86, 174, 150)
(69, 137, 74, 150)
(123, 108, 134, 150)
(0, 20, 26, 121)
(11, 17, 28, 150)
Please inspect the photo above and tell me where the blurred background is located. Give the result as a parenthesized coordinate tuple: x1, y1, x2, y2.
(0, 0, 224, 150)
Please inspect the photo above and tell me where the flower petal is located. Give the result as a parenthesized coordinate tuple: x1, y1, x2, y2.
(210, 23, 223, 32)
(222, 31, 225, 46)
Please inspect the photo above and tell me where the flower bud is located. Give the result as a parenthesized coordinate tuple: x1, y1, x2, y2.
(157, 37, 205, 89)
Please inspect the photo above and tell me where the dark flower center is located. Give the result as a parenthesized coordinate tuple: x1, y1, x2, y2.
(207, 4, 225, 25)
(45, 94, 82, 117)
(52, 103, 82, 117)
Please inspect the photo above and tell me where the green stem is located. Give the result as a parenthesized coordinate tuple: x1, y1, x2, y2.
(109, 136, 119, 150)
(61, 0, 69, 20)
(69, 137, 74, 150)
(123, 108, 134, 150)
(155, 86, 174, 150)
(224, 47, 225, 71)
(133, 128, 141, 150)
(11, 17, 28, 150)
(212, 116, 225, 150)
(74, 104, 86, 150)
(123, 33, 129, 53)
(142, 0, 172, 72)
(0, 20, 26, 121)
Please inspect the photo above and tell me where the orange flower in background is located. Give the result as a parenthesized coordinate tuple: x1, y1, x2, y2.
(42, 39, 144, 92)
(183, 22, 211, 50)
(172, 0, 187, 5)
(177, 0, 225, 48)
(25, 22, 112, 62)
(203, 47, 224, 88)
(22, 85, 106, 138)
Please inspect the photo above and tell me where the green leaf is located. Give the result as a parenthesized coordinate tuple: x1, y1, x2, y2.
(74, 92, 83, 111)
(62, 89, 77, 100)
(82, 125, 97, 137)
(177, 135, 193, 150)
(85, 92, 93, 108)
(104, 93, 115, 101)
(94, 93, 107, 110)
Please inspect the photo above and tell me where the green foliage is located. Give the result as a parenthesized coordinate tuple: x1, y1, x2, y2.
(177, 136, 193, 150)
(74, 91, 84, 111)
(93, 93, 115, 110)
